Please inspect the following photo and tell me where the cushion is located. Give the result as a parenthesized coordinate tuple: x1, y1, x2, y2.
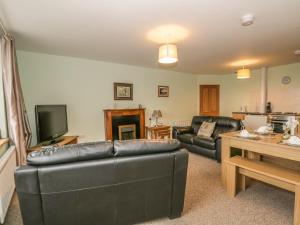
(197, 121, 216, 137)
(27, 141, 114, 166)
(193, 136, 216, 150)
(113, 139, 180, 156)
(191, 116, 213, 132)
(177, 133, 195, 145)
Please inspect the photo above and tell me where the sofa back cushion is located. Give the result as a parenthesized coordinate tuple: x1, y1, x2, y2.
(114, 139, 180, 157)
(212, 116, 240, 128)
(212, 116, 241, 138)
(27, 141, 114, 166)
(191, 116, 241, 138)
(191, 116, 213, 133)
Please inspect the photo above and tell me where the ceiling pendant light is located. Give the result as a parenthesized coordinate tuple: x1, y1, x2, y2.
(237, 66, 251, 79)
(158, 44, 178, 64)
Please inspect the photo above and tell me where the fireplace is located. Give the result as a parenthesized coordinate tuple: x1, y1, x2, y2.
(118, 124, 136, 140)
(112, 115, 140, 140)
(103, 108, 145, 140)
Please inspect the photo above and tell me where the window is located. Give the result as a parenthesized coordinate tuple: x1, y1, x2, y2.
(0, 44, 8, 139)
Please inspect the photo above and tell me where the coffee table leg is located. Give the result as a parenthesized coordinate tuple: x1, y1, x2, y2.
(227, 163, 237, 197)
(295, 185, 300, 225)
(221, 137, 230, 187)
(240, 151, 262, 190)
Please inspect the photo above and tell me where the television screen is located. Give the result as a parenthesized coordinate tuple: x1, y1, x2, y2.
(35, 105, 68, 143)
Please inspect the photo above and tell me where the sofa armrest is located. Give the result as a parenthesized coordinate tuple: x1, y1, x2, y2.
(170, 149, 189, 219)
(172, 126, 194, 139)
(15, 166, 45, 225)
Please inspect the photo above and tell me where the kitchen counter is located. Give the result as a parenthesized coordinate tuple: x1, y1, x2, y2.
(232, 112, 300, 135)
(232, 112, 300, 121)
(232, 112, 300, 116)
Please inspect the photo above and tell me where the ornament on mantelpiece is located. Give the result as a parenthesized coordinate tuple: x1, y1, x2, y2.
(113, 102, 117, 109)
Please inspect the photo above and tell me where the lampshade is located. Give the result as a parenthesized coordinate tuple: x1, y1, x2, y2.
(152, 110, 162, 118)
(237, 68, 251, 79)
(158, 44, 178, 64)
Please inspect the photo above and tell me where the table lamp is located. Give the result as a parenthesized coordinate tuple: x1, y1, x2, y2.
(152, 110, 162, 127)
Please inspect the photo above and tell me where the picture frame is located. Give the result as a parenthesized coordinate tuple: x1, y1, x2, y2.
(114, 83, 133, 100)
(158, 85, 169, 97)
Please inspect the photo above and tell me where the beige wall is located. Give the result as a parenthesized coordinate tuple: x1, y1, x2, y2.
(17, 51, 198, 145)
(16, 49, 300, 145)
(198, 63, 300, 116)
(268, 63, 300, 112)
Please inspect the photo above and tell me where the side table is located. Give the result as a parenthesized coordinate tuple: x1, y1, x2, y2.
(145, 125, 171, 139)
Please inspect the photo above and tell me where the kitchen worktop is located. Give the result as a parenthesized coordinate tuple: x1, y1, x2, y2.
(232, 112, 300, 116)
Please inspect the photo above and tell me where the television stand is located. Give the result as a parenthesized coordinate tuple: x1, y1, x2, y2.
(47, 136, 65, 145)
(28, 136, 79, 153)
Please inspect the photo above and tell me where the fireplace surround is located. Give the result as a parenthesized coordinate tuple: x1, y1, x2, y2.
(103, 108, 145, 140)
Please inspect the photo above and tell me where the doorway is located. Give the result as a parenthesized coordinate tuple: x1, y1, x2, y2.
(199, 85, 220, 116)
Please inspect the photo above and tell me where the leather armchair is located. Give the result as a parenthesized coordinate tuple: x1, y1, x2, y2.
(15, 140, 188, 225)
(172, 116, 241, 162)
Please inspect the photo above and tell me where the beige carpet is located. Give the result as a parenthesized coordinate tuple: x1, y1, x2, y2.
(4, 153, 294, 225)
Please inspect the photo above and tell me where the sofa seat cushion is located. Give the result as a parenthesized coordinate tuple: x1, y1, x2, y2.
(113, 139, 180, 156)
(193, 136, 216, 150)
(177, 134, 195, 145)
(27, 141, 114, 166)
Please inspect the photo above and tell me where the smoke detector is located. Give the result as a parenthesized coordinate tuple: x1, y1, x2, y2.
(295, 50, 300, 55)
(241, 14, 255, 26)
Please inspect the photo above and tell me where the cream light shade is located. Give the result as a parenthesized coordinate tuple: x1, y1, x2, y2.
(237, 68, 251, 79)
(152, 110, 162, 118)
(158, 44, 178, 64)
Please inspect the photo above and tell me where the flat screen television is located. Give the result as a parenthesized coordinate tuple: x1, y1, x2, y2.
(35, 105, 68, 144)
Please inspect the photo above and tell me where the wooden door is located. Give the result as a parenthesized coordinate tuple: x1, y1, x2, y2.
(200, 85, 220, 116)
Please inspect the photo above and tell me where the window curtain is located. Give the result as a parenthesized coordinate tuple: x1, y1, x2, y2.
(1, 34, 31, 165)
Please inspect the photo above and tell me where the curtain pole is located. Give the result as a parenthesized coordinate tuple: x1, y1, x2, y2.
(0, 18, 7, 35)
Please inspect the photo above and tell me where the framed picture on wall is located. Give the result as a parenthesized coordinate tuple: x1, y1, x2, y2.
(158, 85, 169, 97)
(114, 83, 133, 100)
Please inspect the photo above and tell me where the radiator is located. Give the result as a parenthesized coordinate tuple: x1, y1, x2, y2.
(174, 120, 191, 127)
(0, 146, 16, 224)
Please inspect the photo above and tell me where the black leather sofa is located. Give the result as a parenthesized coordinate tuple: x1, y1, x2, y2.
(173, 116, 241, 162)
(15, 140, 188, 225)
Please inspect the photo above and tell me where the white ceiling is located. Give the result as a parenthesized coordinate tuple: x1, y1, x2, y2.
(1, 0, 300, 74)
